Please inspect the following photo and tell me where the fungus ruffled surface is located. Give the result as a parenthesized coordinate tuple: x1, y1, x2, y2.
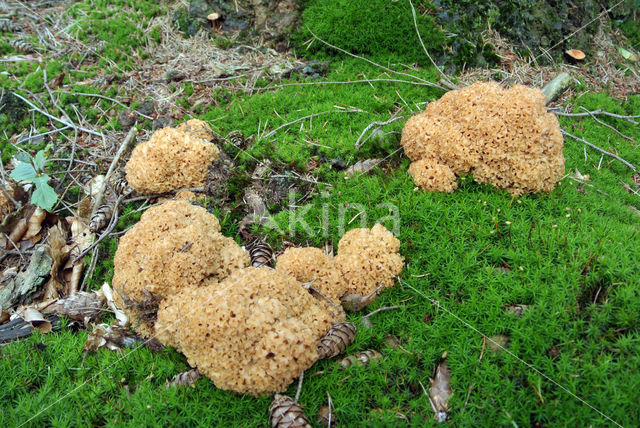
(125, 119, 220, 194)
(334, 224, 404, 297)
(155, 268, 333, 396)
(276, 247, 347, 321)
(112, 199, 249, 336)
(401, 81, 565, 195)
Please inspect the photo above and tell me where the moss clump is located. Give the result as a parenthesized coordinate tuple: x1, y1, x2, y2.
(292, 0, 446, 66)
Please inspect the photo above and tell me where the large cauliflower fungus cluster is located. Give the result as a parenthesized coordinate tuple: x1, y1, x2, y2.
(114, 130, 405, 396)
(112, 200, 404, 395)
(401, 81, 565, 195)
(125, 119, 220, 194)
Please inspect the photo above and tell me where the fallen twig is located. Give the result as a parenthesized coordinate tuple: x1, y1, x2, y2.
(306, 26, 445, 91)
(262, 109, 363, 140)
(361, 305, 401, 328)
(294, 370, 304, 403)
(551, 108, 639, 125)
(561, 130, 637, 172)
(10, 91, 104, 138)
(67, 92, 154, 120)
(578, 106, 634, 141)
(355, 115, 404, 149)
(91, 127, 138, 217)
(408, 0, 456, 89)
(261, 78, 444, 92)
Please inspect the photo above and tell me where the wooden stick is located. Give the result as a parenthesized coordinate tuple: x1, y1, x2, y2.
(408, 0, 456, 89)
(355, 115, 404, 149)
(91, 127, 138, 217)
(561, 130, 637, 172)
(551, 108, 639, 125)
(294, 371, 304, 403)
(306, 26, 445, 91)
(262, 109, 362, 140)
(10, 91, 104, 138)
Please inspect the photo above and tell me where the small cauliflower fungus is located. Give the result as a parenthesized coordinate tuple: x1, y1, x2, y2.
(334, 224, 404, 297)
(125, 119, 220, 194)
(155, 268, 333, 396)
(112, 199, 249, 336)
(276, 247, 347, 321)
(401, 81, 565, 195)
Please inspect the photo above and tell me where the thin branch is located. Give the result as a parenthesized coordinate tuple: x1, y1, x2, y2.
(260, 78, 443, 92)
(362, 305, 401, 321)
(294, 371, 304, 403)
(306, 26, 445, 91)
(91, 127, 138, 217)
(66, 92, 154, 120)
(262, 109, 363, 140)
(561, 130, 637, 172)
(355, 115, 404, 149)
(408, 0, 455, 88)
(10, 91, 104, 138)
(550, 107, 639, 125)
(578, 106, 634, 141)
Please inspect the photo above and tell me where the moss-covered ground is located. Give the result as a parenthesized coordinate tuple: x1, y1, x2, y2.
(1, 0, 639, 426)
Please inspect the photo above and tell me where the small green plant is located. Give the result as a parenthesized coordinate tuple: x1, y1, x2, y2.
(9, 148, 58, 211)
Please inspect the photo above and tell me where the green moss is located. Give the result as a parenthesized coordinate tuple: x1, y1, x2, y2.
(292, 0, 446, 67)
(620, 18, 640, 49)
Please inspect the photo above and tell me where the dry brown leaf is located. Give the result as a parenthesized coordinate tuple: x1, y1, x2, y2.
(344, 159, 382, 178)
(24, 207, 47, 241)
(44, 222, 71, 300)
(22, 307, 52, 333)
(101, 283, 128, 326)
(83, 321, 140, 356)
(66, 219, 93, 295)
(429, 359, 452, 423)
(164, 369, 202, 388)
(7, 217, 28, 248)
(1, 308, 9, 324)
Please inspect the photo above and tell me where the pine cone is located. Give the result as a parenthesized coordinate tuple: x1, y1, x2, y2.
(269, 394, 311, 428)
(317, 321, 356, 360)
(338, 349, 382, 368)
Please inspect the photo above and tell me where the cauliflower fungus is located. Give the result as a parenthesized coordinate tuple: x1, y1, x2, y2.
(112, 199, 249, 336)
(334, 224, 404, 297)
(155, 268, 333, 396)
(276, 247, 347, 321)
(114, 194, 403, 394)
(401, 81, 565, 195)
(125, 119, 220, 194)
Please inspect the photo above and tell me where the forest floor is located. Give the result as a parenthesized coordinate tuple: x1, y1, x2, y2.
(1, 0, 640, 426)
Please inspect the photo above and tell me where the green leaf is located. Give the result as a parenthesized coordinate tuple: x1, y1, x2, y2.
(33, 150, 46, 172)
(31, 175, 58, 211)
(14, 152, 31, 163)
(9, 161, 37, 182)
